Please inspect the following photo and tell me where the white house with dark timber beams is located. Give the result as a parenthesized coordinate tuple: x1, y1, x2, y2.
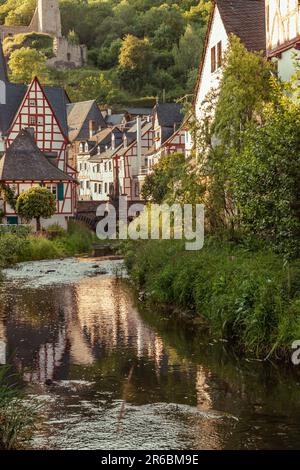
(266, 0, 300, 81)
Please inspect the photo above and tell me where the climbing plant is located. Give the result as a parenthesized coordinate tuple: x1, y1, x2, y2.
(0, 183, 17, 210)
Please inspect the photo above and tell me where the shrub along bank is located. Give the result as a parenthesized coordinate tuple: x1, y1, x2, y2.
(0, 220, 95, 268)
(122, 238, 300, 359)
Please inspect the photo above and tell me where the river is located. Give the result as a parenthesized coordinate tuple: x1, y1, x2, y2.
(0, 257, 300, 450)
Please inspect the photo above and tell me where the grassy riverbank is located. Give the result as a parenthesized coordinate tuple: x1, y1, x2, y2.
(122, 239, 300, 359)
(0, 220, 95, 268)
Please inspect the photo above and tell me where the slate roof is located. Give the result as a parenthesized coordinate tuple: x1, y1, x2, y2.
(0, 82, 70, 137)
(0, 129, 73, 181)
(126, 107, 152, 116)
(216, 0, 266, 53)
(154, 103, 184, 129)
(0, 41, 69, 137)
(0, 40, 8, 82)
(67, 100, 107, 142)
(105, 114, 126, 126)
(194, 0, 266, 105)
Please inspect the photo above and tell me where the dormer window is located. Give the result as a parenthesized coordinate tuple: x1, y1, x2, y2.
(85, 143, 89, 153)
(79, 143, 84, 153)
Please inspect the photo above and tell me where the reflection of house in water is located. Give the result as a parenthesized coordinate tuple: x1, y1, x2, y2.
(0, 277, 168, 383)
(74, 277, 166, 368)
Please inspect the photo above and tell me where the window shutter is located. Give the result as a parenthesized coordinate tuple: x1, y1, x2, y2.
(211, 46, 216, 73)
(57, 183, 64, 201)
(217, 41, 222, 68)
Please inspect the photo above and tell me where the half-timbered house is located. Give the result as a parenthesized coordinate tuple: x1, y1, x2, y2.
(0, 129, 75, 228)
(266, 0, 300, 81)
(0, 41, 77, 228)
(146, 102, 185, 168)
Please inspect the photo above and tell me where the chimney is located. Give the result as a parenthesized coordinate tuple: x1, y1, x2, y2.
(107, 108, 112, 116)
(111, 133, 115, 150)
(136, 116, 142, 174)
(123, 133, 128, 148)
(89, 120, 96, 138)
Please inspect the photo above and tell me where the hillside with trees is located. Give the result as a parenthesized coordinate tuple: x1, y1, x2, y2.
(0, 0, 211, 106)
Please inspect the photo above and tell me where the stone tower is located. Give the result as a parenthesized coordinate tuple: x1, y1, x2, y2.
(31, 0, 62, 37)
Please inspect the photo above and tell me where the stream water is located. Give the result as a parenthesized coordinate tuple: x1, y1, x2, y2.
(0, 257, 300, 450)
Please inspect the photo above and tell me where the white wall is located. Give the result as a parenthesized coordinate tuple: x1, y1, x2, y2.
(277, 47, 300, 81)
(195, 5, 228, 121)
(266, 0, 300, 52)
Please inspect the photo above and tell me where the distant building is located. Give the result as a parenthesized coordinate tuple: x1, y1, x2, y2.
(0, 0, 87, 68)
(67, 100, 107, 169)
(266, 0, 300, 81)
(146, 102, 185, 168)
(0, 41, 76, 228)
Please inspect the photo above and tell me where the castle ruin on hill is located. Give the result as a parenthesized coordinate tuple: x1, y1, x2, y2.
(0, 0, 87, 68)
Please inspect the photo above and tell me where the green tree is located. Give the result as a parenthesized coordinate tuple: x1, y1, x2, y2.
(232, 93, 300, 258)
(142, 153, 204, 204)
(172, 24, 204, 82)
(195, 35, 273, 232)
(8, 47, 49, 83)
(119, 34, 153, 71)
(66, 72, 115, 104)
(16, 186, 56, 231)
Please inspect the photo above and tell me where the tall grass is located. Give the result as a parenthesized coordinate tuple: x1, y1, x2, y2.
(0, 220, 95, 267)
(0, 368, 37, 450)
(122, 239, 300, 358)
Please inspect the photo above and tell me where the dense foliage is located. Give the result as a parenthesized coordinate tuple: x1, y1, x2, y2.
(192, 36, 300, 258)
(0, 0, 211, 103)
(122, 239, 300, 358)
(141, 153, 204, 204)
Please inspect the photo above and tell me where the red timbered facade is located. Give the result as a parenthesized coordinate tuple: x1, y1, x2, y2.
(0, 53, 77, 228)
(116, 122, 154, 200)
(7, 77, 68, 172)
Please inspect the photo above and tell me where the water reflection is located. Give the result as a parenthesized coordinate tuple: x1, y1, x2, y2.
(0, 258, 300, 450)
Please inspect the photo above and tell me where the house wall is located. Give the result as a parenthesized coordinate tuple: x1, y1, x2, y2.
(195, 5, 228, 121)
(266, 0, 300, 81)
(2, 180, 74, 229)
(266, 0, 300, 52)
(277, 47, 300, 81)
(7, 79, 68, 172)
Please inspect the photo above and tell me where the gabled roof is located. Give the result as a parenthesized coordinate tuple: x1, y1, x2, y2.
(154, 103, 184, 129)
(0, 82, 70, 137)
(105, 113, 127, 126)
(0, 129, 73, 181)
(0, 41, 69, 137)
(216, 0, 266, 53)
(194, 0, 266, 105)
(67, 100, 107, 142)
